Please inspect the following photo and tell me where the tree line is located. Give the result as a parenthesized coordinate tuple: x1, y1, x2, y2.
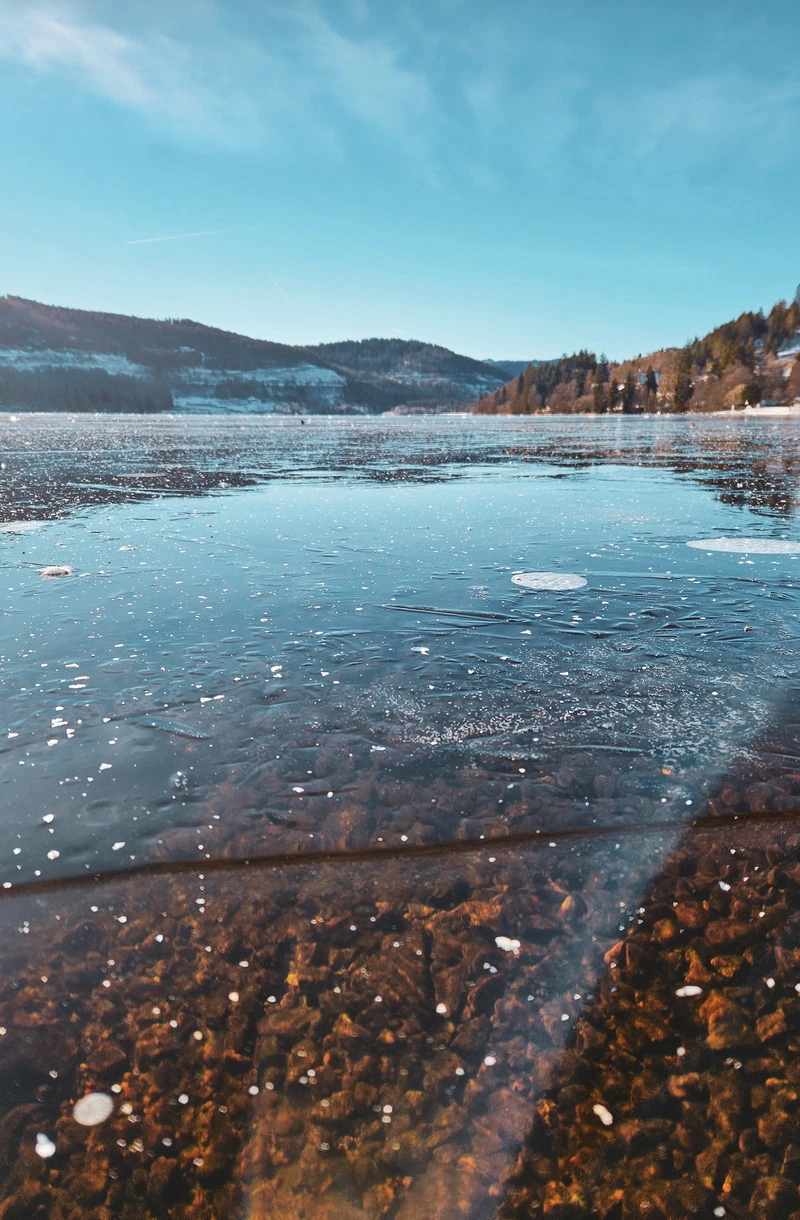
(0, 367, 173, 413)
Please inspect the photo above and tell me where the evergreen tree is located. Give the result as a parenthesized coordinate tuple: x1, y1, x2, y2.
(740, 381, 762, 406)
(593, 362, 609, 413)
(644, 365, 658, 396)
(516, 372, 524, 396)
(621, 370, 637, 413)
(673, 348, 694, 413)
(521, 362, 534, 413)
(607, 376, 620, 412)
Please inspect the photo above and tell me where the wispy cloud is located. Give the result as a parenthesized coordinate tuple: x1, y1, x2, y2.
(0, 1, 435, 158)
(3, 1, 797, 191)
(624, 73, 800, 170)
(0, 2, 264, 147)
(290, 4, 433, 151)
(126, 228, 237, 245)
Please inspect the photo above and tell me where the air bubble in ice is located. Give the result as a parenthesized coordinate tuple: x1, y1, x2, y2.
(35, 1133, 56, 1158)
(73, 1092, 114, 1126)
(511, 572, 587, 591)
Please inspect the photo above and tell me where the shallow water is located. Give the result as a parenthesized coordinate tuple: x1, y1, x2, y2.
(3, 413, 800, 1218)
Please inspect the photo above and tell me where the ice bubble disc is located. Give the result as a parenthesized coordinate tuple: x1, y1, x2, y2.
(676, 985, 703, 998)
(495, 936, 521, 953)
(687, 538, 800, 554)
(73, 1092, 114, 1126)
(511, 572, 587, 591)
(592, 1104, 614, 1127)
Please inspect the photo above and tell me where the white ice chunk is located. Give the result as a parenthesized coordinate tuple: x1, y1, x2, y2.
(39, 566, 73, 579)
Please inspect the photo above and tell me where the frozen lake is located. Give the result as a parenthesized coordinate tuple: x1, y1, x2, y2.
(2, 412, 800, 1219)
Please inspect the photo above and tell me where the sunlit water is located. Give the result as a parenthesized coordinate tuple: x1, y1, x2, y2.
(2, 413, 800, 1219)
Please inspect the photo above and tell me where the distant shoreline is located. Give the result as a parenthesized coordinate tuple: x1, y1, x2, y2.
(3, 407, 800, 421)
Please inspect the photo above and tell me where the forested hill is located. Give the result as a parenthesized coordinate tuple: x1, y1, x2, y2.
(305, 337, 503, 381)
(475, 295, 800, 415)
(0, 297, 507, 414)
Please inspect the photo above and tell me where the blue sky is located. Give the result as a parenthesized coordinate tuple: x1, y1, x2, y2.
(1, 0, 799, 360)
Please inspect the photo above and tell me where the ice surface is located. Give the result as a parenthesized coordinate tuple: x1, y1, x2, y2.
(2, 414, 800, 884)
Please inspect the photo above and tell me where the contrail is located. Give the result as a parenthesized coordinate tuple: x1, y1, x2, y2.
(126, 227, 235, 245)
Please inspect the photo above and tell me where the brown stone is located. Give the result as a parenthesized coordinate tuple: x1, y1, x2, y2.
(668, 1072, 702, 1099)
(695, 1137, 729, 1190)
(758, 1110, 800, 1152)
(711, 954, 744, 979)
(700, 992, 756, 1050)
(652, 1178, 713, 1215)
(652, 918, 680, 945)
(86, 1039, 127, 1073)
(705, 920, 755, 949)
(757, 1010, 789, 1043)
(749, 1175, 799, 1218)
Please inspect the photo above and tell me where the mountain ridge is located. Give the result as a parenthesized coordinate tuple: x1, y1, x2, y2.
(0, 296, 506, 414)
